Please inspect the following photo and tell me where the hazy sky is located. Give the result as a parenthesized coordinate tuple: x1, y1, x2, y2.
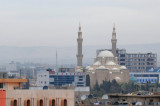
(0, 0, 160, 47)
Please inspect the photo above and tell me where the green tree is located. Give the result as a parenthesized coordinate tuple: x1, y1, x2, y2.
(110, 80, 121, 93)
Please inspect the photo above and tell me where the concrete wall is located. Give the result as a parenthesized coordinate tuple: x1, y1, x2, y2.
(6, 89, 74, 106)
(88, 69, 129, 88)
(3, 82, 21, 90)
(0, 90, 6, 106)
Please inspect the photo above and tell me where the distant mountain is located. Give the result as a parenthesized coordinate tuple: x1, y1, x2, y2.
(0, 43, 160, 66)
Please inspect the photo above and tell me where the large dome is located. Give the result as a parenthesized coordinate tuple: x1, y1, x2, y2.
(98, 50, 114, 58)
(106, 61, 116, 65)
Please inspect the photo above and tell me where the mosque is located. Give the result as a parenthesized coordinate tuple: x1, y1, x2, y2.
(76, 24, 129, 88)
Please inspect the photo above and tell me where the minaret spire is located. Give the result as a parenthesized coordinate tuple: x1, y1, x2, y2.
(79, 22, 81, 31)
(111, 24, 117, 57)
(77, 23, 83, 66)
(113, 23, 115, 31)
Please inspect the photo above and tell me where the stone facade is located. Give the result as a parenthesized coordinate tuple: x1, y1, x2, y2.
(85, 50, 129, 88)
(2, 89, 75, 106)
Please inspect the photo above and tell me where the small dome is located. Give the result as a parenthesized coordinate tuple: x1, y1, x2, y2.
(120, 66, 127, 70)
(85, 66, 90, 70)
(106, 61, 116, 66)
(92, 72, 95, 74)
(98, 50, 114, 58)
(88, 67, 94, 71)
(115, 77, 121, 81)
(93, 61, 101, 66)
(96, 66, 106, 70)
(112, 68, 119, 71)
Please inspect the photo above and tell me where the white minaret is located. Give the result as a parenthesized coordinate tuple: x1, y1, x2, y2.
(76, 23, 83, 66)
(111, 24, 117, 57)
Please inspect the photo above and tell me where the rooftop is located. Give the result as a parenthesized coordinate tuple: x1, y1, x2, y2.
(0, 79, 28, 83)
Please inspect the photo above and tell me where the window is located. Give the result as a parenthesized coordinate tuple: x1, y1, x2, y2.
(64, 99, 67, 106)
(120, 59, 125, 61)
(120, 63, 125, 65)
(27, 100, 31, 106)
(79, 79, 83, 81)
(61, 99, 67, 106)
(0, 83, 3, 88)
(49, 99, 56, 106)
(24, 99, 31, 106)
(11, 99, 17, 106)
(77, 82, 84, 84)
(120, 54, 125, 57)
(37, 99, 43, 106)
(79, 76, 83, 78)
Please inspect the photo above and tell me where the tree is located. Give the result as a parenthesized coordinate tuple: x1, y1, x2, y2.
(110, 80, 121, 93)
(94, 80, 100, 91)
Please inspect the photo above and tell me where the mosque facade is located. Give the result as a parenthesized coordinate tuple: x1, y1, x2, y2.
(85, 26, 130, 88)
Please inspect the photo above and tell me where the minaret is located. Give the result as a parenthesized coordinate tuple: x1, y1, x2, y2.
(111, 24, 117, 57)
(77, 23, 83, 66)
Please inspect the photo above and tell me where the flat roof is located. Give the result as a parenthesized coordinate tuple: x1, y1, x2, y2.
(108, 94, 160, 98)
(0, 79, 28, 83)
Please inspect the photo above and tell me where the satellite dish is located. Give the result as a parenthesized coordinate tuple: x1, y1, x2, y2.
(88, 94, 93, 99)
(136, 101, 142, 105)
(102, 95, 108, 99)
(81, 95, 87, 101)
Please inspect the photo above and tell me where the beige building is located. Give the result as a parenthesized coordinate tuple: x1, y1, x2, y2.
(85, 26, 129, 88)
(85, 50, 129, 87)
(0, 78, 75, 106)
(4, 89, 74, 106)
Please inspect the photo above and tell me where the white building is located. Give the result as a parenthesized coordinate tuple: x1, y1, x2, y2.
(36, 71, 49, 87)
(6, 62, 17, 72)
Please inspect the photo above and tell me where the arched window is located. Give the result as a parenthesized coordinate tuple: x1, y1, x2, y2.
(37, 99, 43, 106)
(27, 100, 31, 106)
(11, 99, 17, 106)
(24, 99, 31, 106)
(49, 99, 56, 106)
(64, 99, 67, 106)
(61, 99, 67, 106)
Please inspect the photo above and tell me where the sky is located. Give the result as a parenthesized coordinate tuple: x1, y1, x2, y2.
(0, 0, 160, 47)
